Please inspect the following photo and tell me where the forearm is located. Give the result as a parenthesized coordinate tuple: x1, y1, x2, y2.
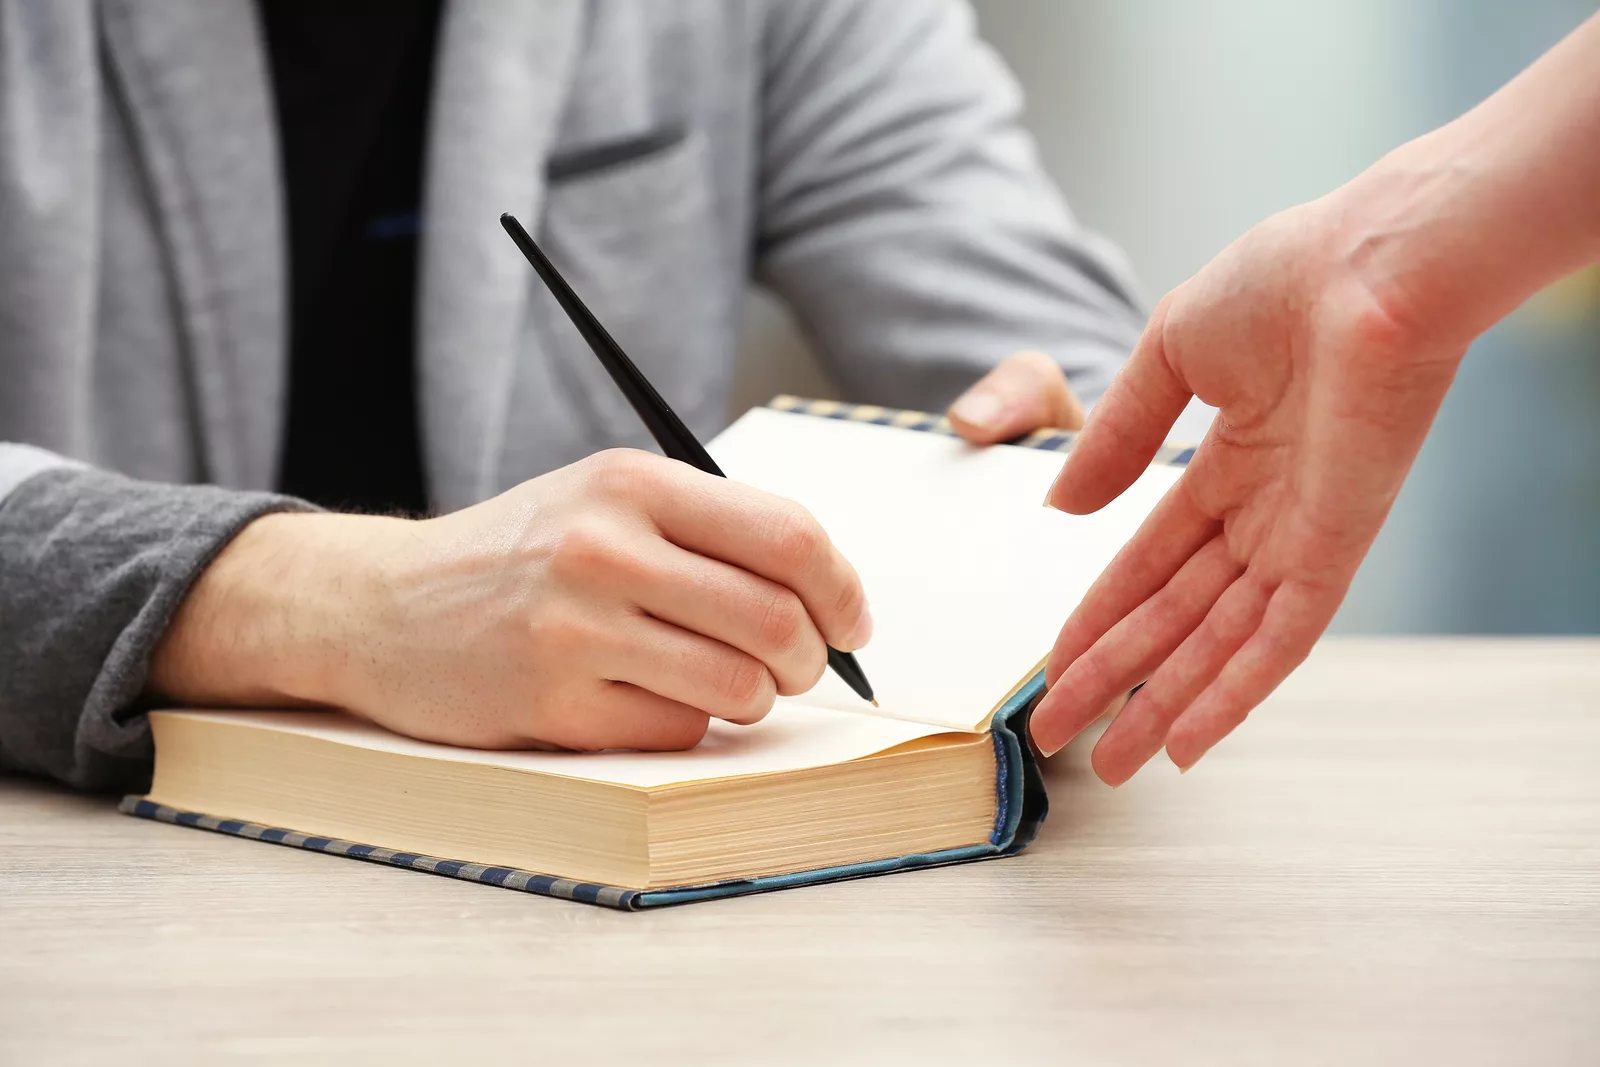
(1338, 12, 1600, 348)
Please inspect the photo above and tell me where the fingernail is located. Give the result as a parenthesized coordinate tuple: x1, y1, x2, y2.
(950, 390, 1005, 431)
(1030, 707, 1094, 759)
(1043, 468, 1068, 510)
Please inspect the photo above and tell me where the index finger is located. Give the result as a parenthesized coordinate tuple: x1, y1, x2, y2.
(1045, 473, 1218, 687)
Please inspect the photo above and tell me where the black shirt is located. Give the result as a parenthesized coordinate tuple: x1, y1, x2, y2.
(261, 0, 442, 515)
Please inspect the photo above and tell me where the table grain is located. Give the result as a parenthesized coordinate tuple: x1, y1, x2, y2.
(3, 638, 1598, 1066)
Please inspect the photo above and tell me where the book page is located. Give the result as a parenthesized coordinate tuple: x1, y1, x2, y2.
(710, 408, 1183, 730)
(162, 707, 955, 790)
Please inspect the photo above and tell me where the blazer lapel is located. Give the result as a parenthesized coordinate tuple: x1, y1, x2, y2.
(99, 0, 285, 491)
(417, 0, 584, 512)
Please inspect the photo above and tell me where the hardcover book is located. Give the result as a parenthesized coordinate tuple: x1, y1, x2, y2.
(125, 397, 1188, 908)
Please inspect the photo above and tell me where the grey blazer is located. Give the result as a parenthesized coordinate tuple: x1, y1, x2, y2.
(0, 0, 1144, 789)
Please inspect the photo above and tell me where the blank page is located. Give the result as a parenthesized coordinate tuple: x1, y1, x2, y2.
(710, 409, 1183, 730)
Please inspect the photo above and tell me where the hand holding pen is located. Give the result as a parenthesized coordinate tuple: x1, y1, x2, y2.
(501, 213, 877, 705)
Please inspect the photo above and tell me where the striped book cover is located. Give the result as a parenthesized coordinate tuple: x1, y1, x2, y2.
(765, 395, 1196, 467)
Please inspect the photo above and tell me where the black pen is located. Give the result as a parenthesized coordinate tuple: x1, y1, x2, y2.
(499, 213, 877, 707)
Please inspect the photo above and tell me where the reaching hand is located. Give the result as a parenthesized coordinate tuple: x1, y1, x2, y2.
(1029, 8, 1600, 783)
(1028, 197, 1466, 782)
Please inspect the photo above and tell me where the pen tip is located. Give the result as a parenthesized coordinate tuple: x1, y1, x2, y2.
(870, 699, 880, 707)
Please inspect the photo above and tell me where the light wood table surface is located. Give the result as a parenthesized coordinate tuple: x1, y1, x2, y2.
(4, 638, 1598, 1065)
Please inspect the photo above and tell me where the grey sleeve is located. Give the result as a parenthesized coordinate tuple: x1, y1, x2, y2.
(755, 0, 1146, 410)
(0, 458, 308, 792)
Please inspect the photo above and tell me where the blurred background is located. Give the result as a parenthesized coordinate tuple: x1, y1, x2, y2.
(735, 0, 1600, 635)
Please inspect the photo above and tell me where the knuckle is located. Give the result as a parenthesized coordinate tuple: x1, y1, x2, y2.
(765, 505, 825, 577)
(789, 638, 828, 695)
(754, 588, 807, 655)
(1015, 348, 1060, 379)
(1253, 622, 1316, 677)
(1070, 648, 1117, 700)
(1132, 682, 1183, 729)
(663, 714, 711, 750)
(580, 448, 664, 499)
(1143, 581, 1189, 631)
(829, 575, 866, 634)
(717, 655, 776, 721)
(546, 522, 638, 584)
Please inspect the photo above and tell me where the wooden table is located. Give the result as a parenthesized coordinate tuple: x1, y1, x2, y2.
(4, 639, 1598, 1065)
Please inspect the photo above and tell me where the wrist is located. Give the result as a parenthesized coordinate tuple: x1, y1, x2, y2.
(147, 511, 411, 711)
(1331, 105, 1600, 353)
(1321, 133, 1487, 354)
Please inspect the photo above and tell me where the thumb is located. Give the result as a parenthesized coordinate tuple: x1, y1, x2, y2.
(948, 351, 1086, 445)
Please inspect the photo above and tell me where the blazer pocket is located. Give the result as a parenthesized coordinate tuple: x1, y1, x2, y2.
(523, 129, 727, 449)
(545, 124, 689, 184)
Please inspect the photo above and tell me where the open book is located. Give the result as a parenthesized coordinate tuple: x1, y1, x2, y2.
(124, 398, 1187, 908)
